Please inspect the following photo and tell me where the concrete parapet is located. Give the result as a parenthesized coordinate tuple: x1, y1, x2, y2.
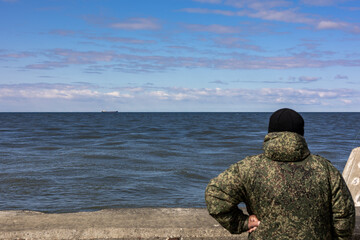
(0, 208, 244, 240)
(343, 147, 360, 207)
(0, 208, 359, 240)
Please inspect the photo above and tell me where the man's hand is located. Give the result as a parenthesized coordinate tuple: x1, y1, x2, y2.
(248, 215, 260, 233)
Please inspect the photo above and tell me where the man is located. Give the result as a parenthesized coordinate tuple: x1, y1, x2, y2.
(205, 108, 355, 239)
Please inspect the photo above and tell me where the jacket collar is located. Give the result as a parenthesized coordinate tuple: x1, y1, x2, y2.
(263, 132, 310, 162)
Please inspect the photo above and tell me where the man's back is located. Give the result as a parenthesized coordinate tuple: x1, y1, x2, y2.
(205, 131, 355, 239)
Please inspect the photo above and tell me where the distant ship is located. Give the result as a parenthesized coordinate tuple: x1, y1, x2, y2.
(101, 110, 118, 113)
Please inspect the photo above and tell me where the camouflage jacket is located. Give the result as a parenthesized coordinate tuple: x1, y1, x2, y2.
(205, 132, 355, 239)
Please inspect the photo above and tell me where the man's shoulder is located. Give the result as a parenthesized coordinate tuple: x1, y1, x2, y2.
(308, 154, 334, 168)
(238, 153, 332, 164)
(235, 154, 265, 167)
(309, 153, 329, 162)
(302, 154, 342, 179)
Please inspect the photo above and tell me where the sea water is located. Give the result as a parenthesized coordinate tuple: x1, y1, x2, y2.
(0, 112, 359, 213)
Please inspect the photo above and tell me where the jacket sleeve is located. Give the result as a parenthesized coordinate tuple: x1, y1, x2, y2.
(328, 162, 355, 239)
(205, 161, 249, 234)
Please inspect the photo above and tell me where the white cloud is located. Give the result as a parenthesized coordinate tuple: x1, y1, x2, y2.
(2, 48, 359, 73)
(109, 18, 161, 30)
(49, 29, 76, 36)
(0, 84, 358, 111)
(186, 0, 360, 34)
(138, 86, 357, 106)
(209, 80, 228, 85)
(87, 36, 156, 44)
(180, 8, 235, 16)
(105, 91, 133, 98)
(193, 0, 222, 3)
(184, 24, 239, 34)
(0, 51, 36, 59)
(190, 0, 314, 24)
(316, 21, 360, 33)
(248, 9, 314, 24)
(255, 88, 355, 104)
(213, 37, 264, 51)
(149, 90, 170, 100)
(0, 83, 133, 100)
(298, 76, 321, 82)
(301, 0, 348, 6)
(49, 29, 156, 45)
(341, 99, 352, 104)
(317, 20, 348, 30)
(335, 74, 348, 79)
(246, 1, 291, 9)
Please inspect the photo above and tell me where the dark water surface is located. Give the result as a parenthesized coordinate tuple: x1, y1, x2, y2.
(0, 112, 359, 213)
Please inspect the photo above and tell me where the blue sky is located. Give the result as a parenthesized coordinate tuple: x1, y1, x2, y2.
(1, 0, 359, 112)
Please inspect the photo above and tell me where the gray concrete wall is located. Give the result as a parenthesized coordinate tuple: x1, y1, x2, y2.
(0, 208, 242, 240)
(1, 208, 359, 240)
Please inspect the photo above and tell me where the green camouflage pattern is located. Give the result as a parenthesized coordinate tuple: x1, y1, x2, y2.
(205, 132, 355, 239)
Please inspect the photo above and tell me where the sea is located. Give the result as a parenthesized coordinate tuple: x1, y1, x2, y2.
(0, 112, 359, 213)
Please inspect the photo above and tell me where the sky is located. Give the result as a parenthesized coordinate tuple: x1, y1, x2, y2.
(1, 0, 360, 112)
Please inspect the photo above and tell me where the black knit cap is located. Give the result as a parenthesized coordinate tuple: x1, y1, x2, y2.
(268, 108, 304, 136)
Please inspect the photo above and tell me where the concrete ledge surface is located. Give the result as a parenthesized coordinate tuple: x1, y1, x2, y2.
(0, 208, 359, 240)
